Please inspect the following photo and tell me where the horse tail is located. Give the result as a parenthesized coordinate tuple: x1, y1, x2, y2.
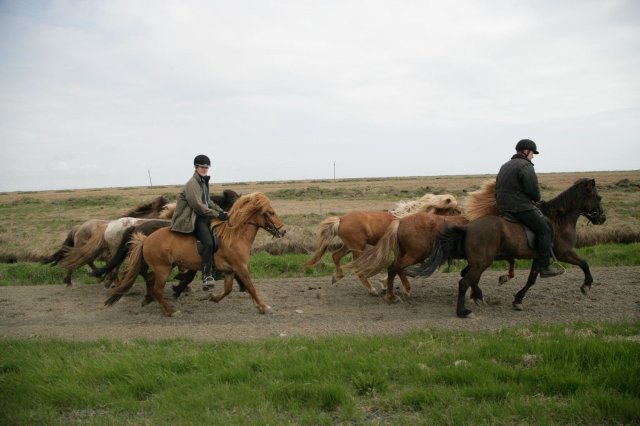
(104, 232, 147, 306)
(41, 227, 77, 265)
(413, 225, 467, 277)
(351, 220, 400, 278)
(302, 216, 341, 268)
(59, 225, 107, 269)
(463, 179, 499, 221)
(90, 226, 137, 278)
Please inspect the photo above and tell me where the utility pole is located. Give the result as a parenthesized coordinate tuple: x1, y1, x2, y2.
(147, 168, 153, 186)
(333, 161, 336, 182)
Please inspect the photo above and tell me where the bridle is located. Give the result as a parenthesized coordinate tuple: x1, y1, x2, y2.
(246, 212, 285, 238)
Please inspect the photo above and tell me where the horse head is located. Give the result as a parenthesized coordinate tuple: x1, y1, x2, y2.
(578, 178, 606, 224)
(227, 192, 286, 238)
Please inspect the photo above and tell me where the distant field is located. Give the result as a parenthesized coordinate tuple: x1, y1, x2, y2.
(1, 171, 638, 262)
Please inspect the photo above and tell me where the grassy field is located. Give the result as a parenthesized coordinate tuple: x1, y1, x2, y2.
(1, 171, 639, 263)
(1, 322, 639, 425)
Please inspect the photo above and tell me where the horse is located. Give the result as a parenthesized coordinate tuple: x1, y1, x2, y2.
(350, 211, 470, 302)
(302, 193, 461, 295)
(415, 178, 606, 318)
(41, 196, 170, 285)
(91, 189, 241, 294)
(104, 192, 286, 316)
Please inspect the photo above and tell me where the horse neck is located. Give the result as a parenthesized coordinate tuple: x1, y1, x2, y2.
(542, 187, 584, 228)
(218, 214, 261, 248)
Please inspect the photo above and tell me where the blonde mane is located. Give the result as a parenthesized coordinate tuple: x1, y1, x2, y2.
(214, 192, 272, 247)
(390, 193, 459, 218)
(463, 179, 499, 221)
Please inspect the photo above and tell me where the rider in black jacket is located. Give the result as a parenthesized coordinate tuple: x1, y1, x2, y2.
(495, 139, 563, 278)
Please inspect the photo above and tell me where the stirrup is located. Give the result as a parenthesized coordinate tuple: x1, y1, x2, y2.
(202, 275, 215, 291)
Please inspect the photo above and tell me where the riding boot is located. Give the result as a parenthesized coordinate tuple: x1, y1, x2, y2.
(537, 258, 564, 278)
(202, 259, 215, 291)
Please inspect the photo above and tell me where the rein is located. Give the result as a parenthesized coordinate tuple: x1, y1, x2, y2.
(245, 212, 284, 238)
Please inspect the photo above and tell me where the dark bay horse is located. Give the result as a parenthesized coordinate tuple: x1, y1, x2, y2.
(105, 192, 286, 316)
(416, 178, 606, 318)
(303, 193, 461, 295)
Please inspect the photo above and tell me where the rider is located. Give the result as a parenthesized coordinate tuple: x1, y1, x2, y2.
(170, 154, 229, 291)
(495, 139, 564, 278)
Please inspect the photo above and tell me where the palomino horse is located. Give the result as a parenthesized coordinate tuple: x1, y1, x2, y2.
(41, 196, 170, 285)
(415, 178, 606, 318)
(303, 193, 460, 295)
(91, 189, 241, 293)
(105, 192, 286, 316)
(350, 211, 469, 302)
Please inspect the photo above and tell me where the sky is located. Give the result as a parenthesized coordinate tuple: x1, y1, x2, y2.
(1, 0, 639, 192)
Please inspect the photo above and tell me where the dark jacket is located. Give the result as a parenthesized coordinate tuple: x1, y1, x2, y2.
(495, 153, 541, 213)
(170, 172, 224, 233)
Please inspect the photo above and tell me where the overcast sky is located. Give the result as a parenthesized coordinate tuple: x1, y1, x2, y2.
(1, 0, 638, 192)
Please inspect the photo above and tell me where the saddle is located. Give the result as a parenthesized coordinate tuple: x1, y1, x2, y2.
(195, 228, 221, 257)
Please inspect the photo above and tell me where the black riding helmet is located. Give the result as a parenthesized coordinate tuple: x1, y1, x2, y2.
(193, 154, 211, 167)
(515, 139, 539, 154)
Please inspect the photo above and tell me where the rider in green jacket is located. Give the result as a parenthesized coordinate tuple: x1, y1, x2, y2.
(171, 155, 229, 290)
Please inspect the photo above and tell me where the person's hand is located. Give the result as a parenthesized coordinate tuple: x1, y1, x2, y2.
(218, 211, 229, 220)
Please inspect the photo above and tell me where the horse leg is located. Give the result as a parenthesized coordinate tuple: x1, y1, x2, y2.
(512, 267, 539, 311)
(172, 269, 197, 298)
(103, 266, 119, 289)
(457, 268, 484, 318)
(351, 251, 378, 296)
(63, 268, 73, 286)
(331, 246, 350, 284)
(210, 267, 270, 314)
(149, 266, 177, 316)
(499, 259, 516, 285)
(384, 270, 401, 303)
(558, 250, 593, 294)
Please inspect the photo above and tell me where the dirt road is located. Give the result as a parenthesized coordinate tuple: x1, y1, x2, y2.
(1, 267, 639, 341)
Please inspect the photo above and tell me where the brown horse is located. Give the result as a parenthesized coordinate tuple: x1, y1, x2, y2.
(416, 178, 606, 318)
(105, 192, 286, 316)
(41, 196, 170, 285)
(303, 193, 460, 295)
(350, 211, 469, 302)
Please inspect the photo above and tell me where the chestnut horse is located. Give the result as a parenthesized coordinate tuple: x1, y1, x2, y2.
(41, 196, 171, 285)
(303, 193, 460, 295)
(105, 192, 286, 316)
(350, 211, 470, 302)
(415, 178, 606, 318)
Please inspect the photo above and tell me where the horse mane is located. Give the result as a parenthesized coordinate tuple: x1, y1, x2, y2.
(540, 178, 593, 221)
(215, 192, 272, 247)
(390, 193, 459, 218)
(159, 203, 176, 219)
(120, 196, 170, 218)
(463, 180, 499, 221)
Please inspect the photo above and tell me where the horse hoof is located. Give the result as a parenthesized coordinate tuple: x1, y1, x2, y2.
(473, 298, 485, 306)
(457, 309, 473, 318)
(368, 290, 379, 296)
(498, 275, 509, 285)
(385, 295, 401, 304)
(580, 285, 590, 296)
(331, 276, 338, 284)
(258, 305, 272, 314)
(166, 310, 180, 317)
(512, 302, 524, 311)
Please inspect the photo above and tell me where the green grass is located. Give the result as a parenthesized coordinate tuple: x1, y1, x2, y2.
(1, 243, 638, 286)
(1, 323, 639, 425)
